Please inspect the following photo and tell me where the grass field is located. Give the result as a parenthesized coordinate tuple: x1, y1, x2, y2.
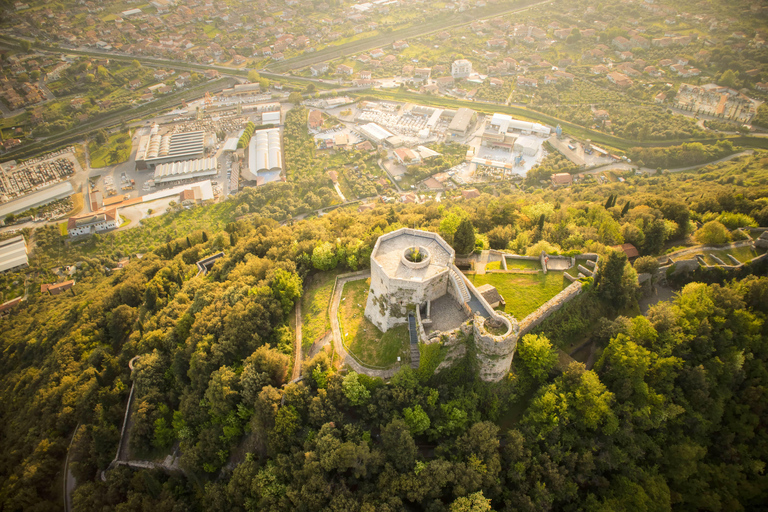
(505, 257, 541, 270)
(89, 130, 132, 168)
(301, 272, 337, 349)
(338, 279, 409, 368)
(466, 271, 568, 320)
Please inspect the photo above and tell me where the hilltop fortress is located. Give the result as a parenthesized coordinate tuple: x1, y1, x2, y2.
(364, 228, 594, 381)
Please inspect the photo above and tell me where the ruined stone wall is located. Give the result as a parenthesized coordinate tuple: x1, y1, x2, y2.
(519, 281, 583, 336)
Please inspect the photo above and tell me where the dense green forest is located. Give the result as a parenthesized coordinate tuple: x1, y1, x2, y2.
(2, 151, 768, 511)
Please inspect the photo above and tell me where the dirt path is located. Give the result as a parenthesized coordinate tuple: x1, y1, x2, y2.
(329, 273, 399, 379)
(292, 301, 302, 381)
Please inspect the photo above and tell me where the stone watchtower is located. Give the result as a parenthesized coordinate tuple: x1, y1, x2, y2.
(365, 228, 458, 331)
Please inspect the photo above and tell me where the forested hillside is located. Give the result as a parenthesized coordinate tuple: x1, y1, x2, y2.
(2, 153, 768, 511)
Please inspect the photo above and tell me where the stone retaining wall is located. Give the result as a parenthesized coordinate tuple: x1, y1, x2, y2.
(519, 281, 583, 336)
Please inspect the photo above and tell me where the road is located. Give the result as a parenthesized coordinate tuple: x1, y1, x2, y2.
(583, 149, 754, 176)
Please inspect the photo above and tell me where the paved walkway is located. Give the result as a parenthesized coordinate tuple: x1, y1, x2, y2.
(292, 301, 302, 381)
(329, 273, 399, 378)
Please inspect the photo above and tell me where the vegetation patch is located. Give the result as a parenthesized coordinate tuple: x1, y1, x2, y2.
(338, 278, 409, 367)
(301, 271, 338, 349)
(88, 130, 132, 168)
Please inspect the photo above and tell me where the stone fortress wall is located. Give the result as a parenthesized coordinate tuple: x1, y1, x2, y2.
(365, 228, 598, 382)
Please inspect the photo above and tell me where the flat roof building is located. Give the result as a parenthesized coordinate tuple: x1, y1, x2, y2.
(489, 113, 550, 137)
(359, 122, 395, 143)
(0, 235, 28, 273)
(0, 182, 74, 221)
(448, 107, 477, 137)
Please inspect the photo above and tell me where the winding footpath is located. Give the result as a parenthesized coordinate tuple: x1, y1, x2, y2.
(329, 273, 400, 379)
(292, 301, 303, 381)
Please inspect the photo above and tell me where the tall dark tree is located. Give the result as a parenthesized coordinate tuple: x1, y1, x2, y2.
(453, 218, 475, 255)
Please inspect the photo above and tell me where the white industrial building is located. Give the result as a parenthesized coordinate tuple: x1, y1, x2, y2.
(359, 122, 395, 144)
(0, 235, 29, 273)
(452, 59, 473, 78)
(262, 111, 281, 125)
(513, 137, 541, 156)
(0, 182, 74, 221)
(135, 128, 207, 170)
(488, 113, 550, 137)
(222, 137, 240, 152)
(153, 157, 218, 184)
(242, 128, 282, 185)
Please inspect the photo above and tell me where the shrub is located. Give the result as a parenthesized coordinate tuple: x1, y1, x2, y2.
(695, 220, 731, 245)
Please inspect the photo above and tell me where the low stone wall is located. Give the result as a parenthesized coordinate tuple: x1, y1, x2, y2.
(519, 281, 583, 336)
(485, 269, 539, 274)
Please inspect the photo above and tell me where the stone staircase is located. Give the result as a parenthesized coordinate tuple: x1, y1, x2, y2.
(408, 313, 420, 369)
(449, 265, 471, 303)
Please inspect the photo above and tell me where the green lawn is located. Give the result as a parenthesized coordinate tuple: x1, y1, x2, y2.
(89, 130, 132, 168)
(338, 278, 409, 368)
(505, 257, 541, 270)
(301, 271, 337, 349)
(485, 260, 502, 270)
(466, 271, 568, 320)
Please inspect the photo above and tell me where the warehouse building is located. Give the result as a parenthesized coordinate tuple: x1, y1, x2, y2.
(447, 107, 477, 137)
(488, 113, 550, 137)
(153, 157, 218, 184)
(0, 182, 74, 221)
(514, 137, 541, 156)
(135, 129, 207, 170)
(262, 110, 281, 125)
(0, 235, 28, 273)
(359, 122, 395, 144)
(242, 128, 283, 185)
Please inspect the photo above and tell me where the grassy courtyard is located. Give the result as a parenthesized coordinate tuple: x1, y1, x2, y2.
(466, 271, 568, 320)
(505, 257, 541, 270)
(301, 271, 337, 349)
(338, 279, 409, 368)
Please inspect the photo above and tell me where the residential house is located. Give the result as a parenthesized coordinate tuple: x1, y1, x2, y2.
(310, 63, 328, 76)
(517, 76, 538, 88)
(392, 40, 409, 50)
(336, 64, 354, 75)
(40, 280, 75, 295)
(607, 72, 633, 87)
(551, 173, 573, 187)
(452, 59, 473, 78)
